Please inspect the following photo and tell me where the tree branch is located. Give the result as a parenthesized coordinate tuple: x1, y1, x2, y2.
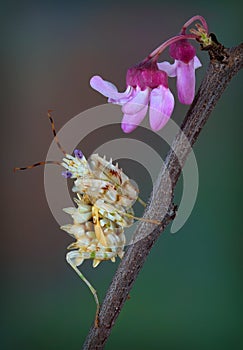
(83, 40, 243, 349)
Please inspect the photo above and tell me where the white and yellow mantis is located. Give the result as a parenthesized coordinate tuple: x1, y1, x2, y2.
(15, 111, 159, 327)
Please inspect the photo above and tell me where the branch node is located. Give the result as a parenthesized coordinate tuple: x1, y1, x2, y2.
(201, 33, 229, 63)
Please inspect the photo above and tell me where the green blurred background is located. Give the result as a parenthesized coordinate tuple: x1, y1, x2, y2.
(2, 0, 242, 349)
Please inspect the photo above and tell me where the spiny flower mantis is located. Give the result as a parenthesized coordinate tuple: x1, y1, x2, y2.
(15, 111, 160, 327)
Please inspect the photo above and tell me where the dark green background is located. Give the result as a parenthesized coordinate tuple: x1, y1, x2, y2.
(2, 0, 242, 349)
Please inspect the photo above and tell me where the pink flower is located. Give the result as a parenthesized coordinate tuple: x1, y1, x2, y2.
(90, 60, 174, 133)
(158, 39, 201, 105)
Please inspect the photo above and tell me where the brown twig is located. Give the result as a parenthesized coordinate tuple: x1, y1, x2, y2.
(83, 39, 243, 349)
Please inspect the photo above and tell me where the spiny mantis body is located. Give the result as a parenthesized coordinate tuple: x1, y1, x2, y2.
(15, 111, 160, 327)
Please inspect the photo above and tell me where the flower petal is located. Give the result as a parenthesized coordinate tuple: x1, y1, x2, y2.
(90, 75, 132, 101)
(122, 88, 150, 114)
(176, 60, 196, 105)
(193, 56, 202, 69)
(121, 105, 148, 133)
(149, 85, 174, 131)
(108, 87, 134, 105)
(157, 61, 177, 77)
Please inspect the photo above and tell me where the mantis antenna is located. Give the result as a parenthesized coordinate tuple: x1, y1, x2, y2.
(14, 110, 66, 172)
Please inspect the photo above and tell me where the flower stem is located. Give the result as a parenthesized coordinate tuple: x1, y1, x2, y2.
(147, 34, 197, 61)
(181, 15, 208, 35)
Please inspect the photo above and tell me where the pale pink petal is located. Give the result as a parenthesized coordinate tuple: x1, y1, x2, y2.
(90, 75, 132, 101)
(157, 61, 177, 77)
(149, 85, 174, 131)
(193, 56, 202, 69)
(121, 105, 148, 133)
(122, 88, 150, 114)
(108, 87, 135, 105)
(176, 60, 196, 105)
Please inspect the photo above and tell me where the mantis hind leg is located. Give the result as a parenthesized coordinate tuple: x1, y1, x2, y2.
(66, 251, 100, 328)
(137, 196, 146, 207)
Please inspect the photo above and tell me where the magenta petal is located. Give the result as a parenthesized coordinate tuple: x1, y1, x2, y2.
(157, 61, 177, 77)
(176, 60, 196, 105)
(121, 105, 148, 133)
(90, 75, 132, 101)
(122, 88, 150, 114)
(149, 85, 174, 131)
